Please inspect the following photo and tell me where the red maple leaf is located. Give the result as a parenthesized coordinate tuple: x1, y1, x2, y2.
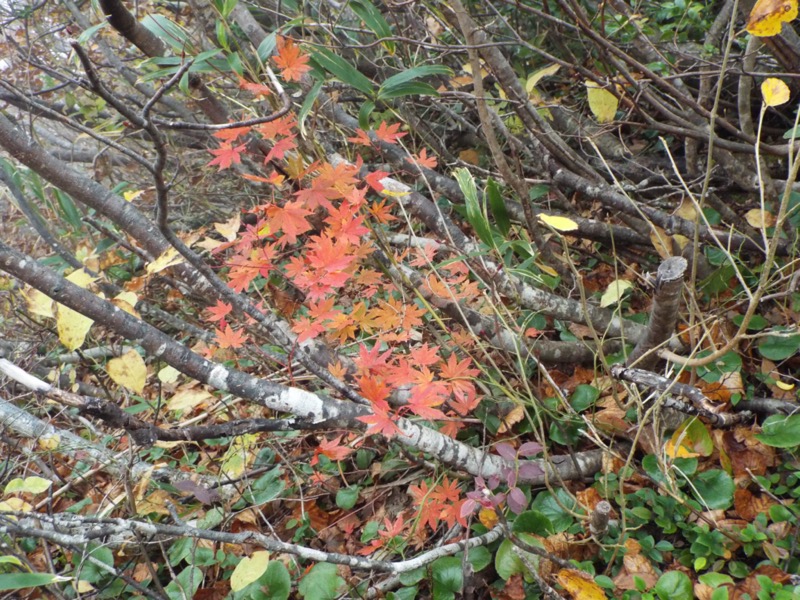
(213, 125, 251, 142)
(374, 121, 407, 144)
(357, 400, 401, 438)
(410, 344, 440, 367)
(266, 200, 312, 246)
(205, 300, 232, 323)
(265, 134, 297, 162)
(405, 382, 448, 420)
(324, 203, 369, 244)
(215, 323, 248, 349)
(238, 78, 272, 97)
(311, 435, 354, 465)
(207, 142, 247, 170)
(364, 169, 388, 193)
(273, 37, 311, 82)
(256, 115, 297, 140)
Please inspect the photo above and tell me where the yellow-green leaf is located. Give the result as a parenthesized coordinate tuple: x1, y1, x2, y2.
(762, 78, 790, 107)
(585, 81, 619, 123)
(146, 246, 183, 275)
(107, 349, 147, 394)
(538, 214, 579, 232)
(4, 476, 53, 495)
(231, 551, 270, 592)
(600, 279, 634, 307)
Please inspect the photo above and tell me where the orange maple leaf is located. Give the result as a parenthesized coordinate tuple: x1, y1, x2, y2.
(238, 78, 272, 97)
(374, 121, 407, 144)
(207, 142, 247, 170)
(205, 300, 232, 323)
(213, 125, 251, 142)
(406, 147, 437, 169)
(215, 323, 248, 349)
(311, 435, 354, 465)
(266, 200, 312, 246)
(273, 37, 311, 82)
(347, 129, 373, 147)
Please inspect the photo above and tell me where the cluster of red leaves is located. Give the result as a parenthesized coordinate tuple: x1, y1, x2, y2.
(202, 40, 486, 453)
(408, 476, 468, 532)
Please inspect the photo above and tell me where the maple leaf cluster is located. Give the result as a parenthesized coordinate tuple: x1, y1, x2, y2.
(408, 476, 467, 533)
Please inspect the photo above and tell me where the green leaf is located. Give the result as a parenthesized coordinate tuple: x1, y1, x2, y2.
(299, 79, 323, 137)
(699, 573, 734, 587)
(495, 534, 541, 581)
(454, 168, 492, 246)
(336, 486, 360, 510)
(530, 489, 576, 533)
(570, 385, 599, 411)
(398, 567, 425, 586)
(377, 81, 439, 101)
(654, 571, 692, 600)
(512, 510, 554, 536)
(141, 15, 195, 53)
(256, 33, 277, 62)
(349, 0, 395, 53)
(297, 563, 343, 600)
(309, 48, 374, 96)
(691, 469, 734, 510)
(758, 332, 800, 361)
(260, 561, 291, 600)
(53, 189, 82, 231)
(0, 573, 68, 591)
(72, 544, 113, 584)
(381, 65, 452, 89)
(755, 414, 800, 448)
(461, 546, 492, 572)
(431, 556, 462, 600)
(388, 587, 418, 600)
(77, 21, 108, 44)
(486, 178, 510, 236)
(358, 101, 376, 130)
(165, 566, 202, 600)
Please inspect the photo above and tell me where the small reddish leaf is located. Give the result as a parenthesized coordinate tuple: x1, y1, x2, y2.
(273, 37, 311, 82)
(374, 121, 407, 144)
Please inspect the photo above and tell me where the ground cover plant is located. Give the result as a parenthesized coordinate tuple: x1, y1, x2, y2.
(1, 0, 800, 597)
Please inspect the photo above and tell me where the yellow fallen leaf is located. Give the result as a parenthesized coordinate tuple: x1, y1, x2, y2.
(585, 81, 619, 123)
(167, 387, 214, 412)
(538, 214, 579, 232)
(762, 78, 791, 106)
(599, 279, 634, 308)
(776, 379, 795, 390)
(231, 552, 270, 592)
(747, 0, 798, 37)
(745, 208, 777, 228)
(214, 214, 241, 242)
(24, 286, 54, 319)
(146, 247, 184, 275)
(556, 568, 607, 600)
(107, 349, 147, 394)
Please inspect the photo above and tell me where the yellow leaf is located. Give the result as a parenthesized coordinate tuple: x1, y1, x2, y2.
(478, 508, 499, 528)
(231, 551, 270, 592)
(745, 208, 776, 228)
(146, 246, 184, 275)
(776, 379, 795, 390)
(761, 78, 791, 106)
(585, 82, 619, 123)
(214, 214, 241, 242)
(665, 438, 701, 459)
(38, 433, 60, 451)
(746, 0, 798, 37)
(23, 287, 54, 319)
(73, 580, 95, 593)
(538, 214, 579, 232)
(57, 303, 94, 351)
(221, 434, 258, 479)
(158, 365, 181, 384)
(123, 190, 144, 202)
(556, 569, 607, 600)
(167, 387, 214, 412)
(649, 226, 672, 260)
(112, 291, 140, 318)
(107, 349, 147, 394)
(599, 279, 634, 307)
